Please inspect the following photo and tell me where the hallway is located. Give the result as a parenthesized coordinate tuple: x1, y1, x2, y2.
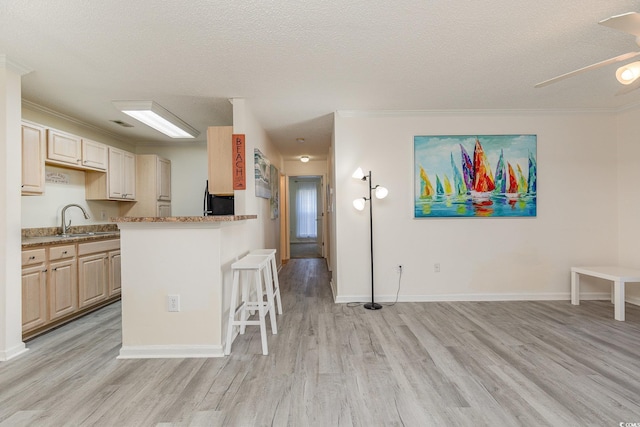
(1, 259, 640, 425)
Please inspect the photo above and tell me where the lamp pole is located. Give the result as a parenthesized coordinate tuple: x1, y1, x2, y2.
(364, 170, 382, 310)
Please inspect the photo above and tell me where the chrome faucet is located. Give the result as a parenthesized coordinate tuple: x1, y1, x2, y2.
(61, 204, 90, 236)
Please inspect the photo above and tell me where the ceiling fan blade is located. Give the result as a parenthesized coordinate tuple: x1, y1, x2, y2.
(599, 12, 640, 37)
(535, 51, 640, 88)
(616, 77, 640, 95)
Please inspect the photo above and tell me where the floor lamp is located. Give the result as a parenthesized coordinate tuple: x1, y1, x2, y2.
(352, 168, 388, 310)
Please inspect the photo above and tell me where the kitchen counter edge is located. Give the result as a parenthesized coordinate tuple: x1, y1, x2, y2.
(22, 232, 120, 248)
(112, 215, 257, 223)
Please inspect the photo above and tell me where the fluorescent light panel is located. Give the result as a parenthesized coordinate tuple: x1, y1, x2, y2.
(112, 101, 200, 138)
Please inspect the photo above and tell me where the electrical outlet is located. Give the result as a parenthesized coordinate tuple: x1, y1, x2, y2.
(168, 295, 180, 312)
(100, 210, 107, 220)
(434, 263, 440, 273)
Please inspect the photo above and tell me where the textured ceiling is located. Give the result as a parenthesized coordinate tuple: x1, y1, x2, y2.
(1, 0, 640, 160)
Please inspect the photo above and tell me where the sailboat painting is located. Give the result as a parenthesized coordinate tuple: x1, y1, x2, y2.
(414, 135, 537, 218)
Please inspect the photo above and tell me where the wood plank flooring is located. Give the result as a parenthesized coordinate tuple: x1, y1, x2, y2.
(2, 258, 640, 426)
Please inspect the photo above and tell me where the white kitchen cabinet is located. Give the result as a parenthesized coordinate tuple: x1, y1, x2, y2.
(21, 121, 46, 195)
(120, 154, 171, 217)
(86, 147, 136, 201)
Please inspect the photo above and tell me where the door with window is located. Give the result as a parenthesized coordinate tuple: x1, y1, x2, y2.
(289, 176, 323, 258)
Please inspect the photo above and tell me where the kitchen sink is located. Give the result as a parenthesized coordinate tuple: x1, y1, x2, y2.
(56, 231, 116, 237)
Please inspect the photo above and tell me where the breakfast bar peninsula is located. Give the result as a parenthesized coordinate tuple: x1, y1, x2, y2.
(114, 215, 257, 359)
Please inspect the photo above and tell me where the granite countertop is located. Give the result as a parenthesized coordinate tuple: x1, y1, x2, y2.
(22, 225, 120, 248)
(112, 215, 257, 222)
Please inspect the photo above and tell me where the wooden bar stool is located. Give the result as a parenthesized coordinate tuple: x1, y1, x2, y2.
(249, 248, 283, 315)
(225, 254, 277, 356)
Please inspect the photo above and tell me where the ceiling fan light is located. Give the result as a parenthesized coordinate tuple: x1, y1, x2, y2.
(616, 62, 640, 84)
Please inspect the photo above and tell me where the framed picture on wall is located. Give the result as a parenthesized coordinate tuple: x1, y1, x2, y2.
(414, 134, 537, 218)
(254, 148, 271, 199)
(270, 164, 279, 219)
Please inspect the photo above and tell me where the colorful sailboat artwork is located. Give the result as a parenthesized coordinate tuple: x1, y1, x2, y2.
(414, 134, 537, 218)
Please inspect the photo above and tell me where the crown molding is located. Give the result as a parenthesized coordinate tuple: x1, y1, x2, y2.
(22, 99, 127, 141)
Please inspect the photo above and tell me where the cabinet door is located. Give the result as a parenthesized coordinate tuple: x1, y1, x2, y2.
(207, 126, 234, 195)
(48, 259, 78, 320)
(108, 147, 124, 199)
(82, 139, 108, 171)
(157, 157, 171, 201)
(21, 122, 46, 195)
(157, 202, 172, 217)
(78, 253, 108, 308)
(22, 265, 47, 332)
(108, 250, 121, 297)
(47, 129, 82, 166)
(123, 151, 136, 200)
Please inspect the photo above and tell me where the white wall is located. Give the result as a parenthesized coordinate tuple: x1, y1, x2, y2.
(0, 58, 28, 360)
(333, 110, 619, 302)
(232, 99, 281, 254)
(136, 144, 207, 216)
(616, 105, 640, 302)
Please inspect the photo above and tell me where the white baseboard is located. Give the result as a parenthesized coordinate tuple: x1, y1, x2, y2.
(330, 279, 337, 302)
(334, 291, 621, 304)
(0, 342, 28, 361)
(118, 344, 224, 359)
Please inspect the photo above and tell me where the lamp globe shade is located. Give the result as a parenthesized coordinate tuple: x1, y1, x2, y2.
(353, 198, 366, 211)
(375, 186, 388, 199)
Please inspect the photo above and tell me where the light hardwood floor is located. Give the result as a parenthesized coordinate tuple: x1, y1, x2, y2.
(2, 258, 640, 426)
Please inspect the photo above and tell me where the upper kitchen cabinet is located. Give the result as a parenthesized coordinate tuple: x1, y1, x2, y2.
(207, 126, 233, 196)
(21, 121, 46, 195)
(81, 138, 108, 170)
(119, 154, 171, 217)
(46, 128, 108, 172)
(85, 147, 136, 201)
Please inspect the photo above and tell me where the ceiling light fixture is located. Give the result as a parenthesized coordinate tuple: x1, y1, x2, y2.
(300, 155, 310, 163)
(112, 100, 200, 138)
(616, 61, 640, 84)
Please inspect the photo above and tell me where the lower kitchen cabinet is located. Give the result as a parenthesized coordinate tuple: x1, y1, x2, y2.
(21, 238, 121, 339)
(78, 253, 108, 308)
(21, 248, 47, 333)
(22, 264, 48, 332)
(48, 258, 78, 320)
(108, 250, 121, 297)
(48, 244, 77, 321)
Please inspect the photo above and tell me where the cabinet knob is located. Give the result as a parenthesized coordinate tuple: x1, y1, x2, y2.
(62, 251, 67, 255)
(29, 256, 35, 260)
(43, 269, 47, 273)
(53, 267, 58, 271)
(77, 159, 81, 163)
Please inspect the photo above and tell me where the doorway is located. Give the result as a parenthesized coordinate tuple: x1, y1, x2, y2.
(289, 176, 323, 258)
